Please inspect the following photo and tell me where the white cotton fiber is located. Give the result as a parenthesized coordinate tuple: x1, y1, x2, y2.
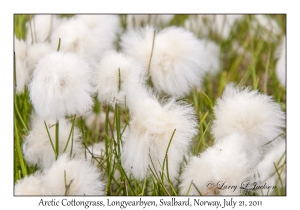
(212, 84, 285, 149)
(23, 114, 84, 170)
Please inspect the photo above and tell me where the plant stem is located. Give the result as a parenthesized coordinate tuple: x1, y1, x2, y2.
(55, 120, 59, 160)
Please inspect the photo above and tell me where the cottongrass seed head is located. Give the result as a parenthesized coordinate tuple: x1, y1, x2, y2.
(211, 83, 285, 149)
(184, 15, 244, 40)
(26, 42, 54, 75)
(121, 26, 214, 97)
(26, 15, 64, 45)
(14, 36, 29, 94)
(29, 51, 94, 121)
(50, 15, 119, 68)
(255, 139, 286, 195)
(122, 88, 198, 181)
(22, 114, 84, 170)
(94, 50, 146, 106)
(275, 36, 286, 87)
(180, 133, 251, 196)
(15, 154, 105, 195)
(126, 14, 174, 29)
(41, 154, 105, 195)
(15, 172, 43, 195)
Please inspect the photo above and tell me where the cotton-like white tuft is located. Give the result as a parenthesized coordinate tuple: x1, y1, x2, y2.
(122, 87, 198, 180)
(94, 50, 146, 106)
(251, 15, 282, 42)
(26, 15, 64, 45)
(121, 26, 213, 97)
(40, 154, 105, 195)
(29, 51, 94, 121)
(184, 15, 244, 40)
(14, 172, 43, 195)
(22, 114, 84, 170)
(26, 42, 54, 75)
(75, 15, 120, 32)
(200, 39, 220, 76)
(211, 84, 285, 149)
(275, 36, 286, 87)
(14, 37, 29, 94)
(180, 134, 251, 195)
(15, 154, 105, 195)
(126, 15, 174, 29)
(50, 15, 119, 68)
(255, 140, 286, 195)
(120, 25, 154, 71)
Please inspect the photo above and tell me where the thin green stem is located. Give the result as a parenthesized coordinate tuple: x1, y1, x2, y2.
(63, 115, 76, 153)
(161, 129, 176, 181)
(14, 119, 27, 177)
(148, 30, 156, 76)
(57, 38, 61, 51)
(44, 121, 55, 154)
(55, 121, 59, 160)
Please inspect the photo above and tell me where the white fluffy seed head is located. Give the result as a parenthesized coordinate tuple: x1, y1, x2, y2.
(22, 114, 84, 170)
(14, 172, 43, 195)
(120, 25, 155, 70)
(51, 15, 119, 68)
(275, 36, 286, 87)
(14, 36, 29, 94)
(212, 84, 285, 148)
(16, 154, 105, 195)
(126, 15, 174, 29)
(199, 39, 220, 76)
(251, 15, 282, 42)
(26, 42, 54, 75)
(180, 134, 251, 195)
(26, 15, 64, 45)
(74, 15, 120, 33)
(29, 51, 94, 121)
(256, 139, 286, 191)
(184, 15, 244, 40)
(40, 154, 105, 195)
(94, 50, 147, 106)
(121, 26, 212, 97)
(122, 96, 198, 181)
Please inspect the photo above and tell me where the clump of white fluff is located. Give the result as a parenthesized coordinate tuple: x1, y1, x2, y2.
(255, 140, 286, 195)
(15, 172, 43, 195)
(22, 114, 84, 170)
(126, 15, 174, 29)
(94, 50, 146, 106)
(200, 39, 220, 76)
(251, 15, 282, 42)
(180, 134, 251, 195)
(50, 15, 119, 68)
(26, 15, 64, 45)
(14, 37, 29, 94)
(120, 26, 213, 97)
(184, 15, 244, 40)
(120, 25, 154, 70)
(74, 15, 120, 34)
(42, 154, 105, 195)
(29, 51, 94, 121)
(122, 84, 198, 180)
(275, 36, 286, 87)
(26, 42, 54, 75)
(212, 84, 285, 148)
(15, 154, 105, 195)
